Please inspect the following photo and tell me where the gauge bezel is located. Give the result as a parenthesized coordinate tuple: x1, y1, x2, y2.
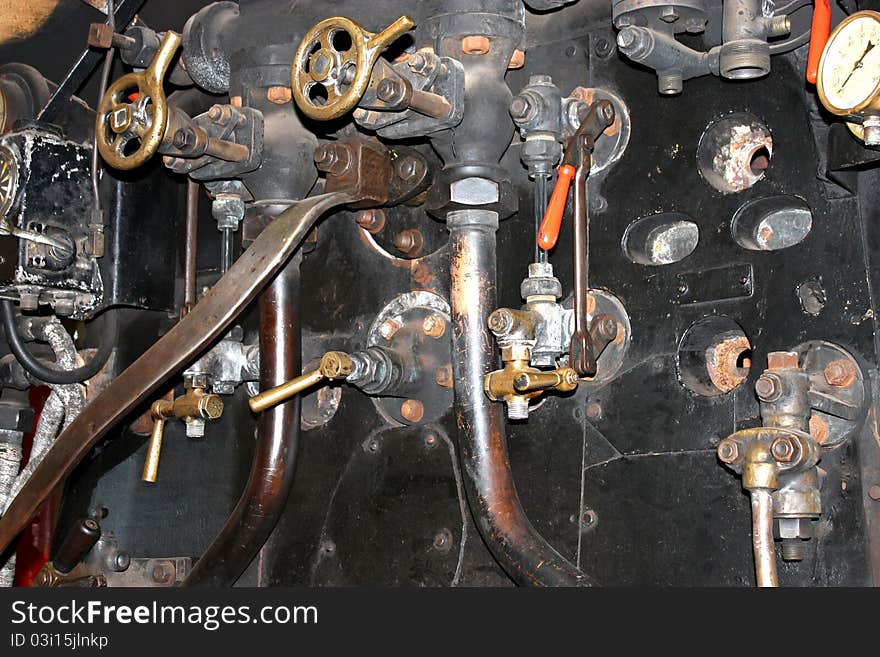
(817, 10, 880, 116)
(0, 143, 19, 218)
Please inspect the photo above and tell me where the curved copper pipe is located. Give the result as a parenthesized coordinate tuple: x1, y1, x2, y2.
(184, 259, 301, 586)
(750, 489, 778, 587)
(447, 210, 593, 587)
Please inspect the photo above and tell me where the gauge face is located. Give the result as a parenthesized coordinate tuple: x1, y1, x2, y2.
(0, 145, 17, 217)
(819, 12, 880, 114)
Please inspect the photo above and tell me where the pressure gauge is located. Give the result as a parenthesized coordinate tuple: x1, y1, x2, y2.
(818, 11, 880, 114)
(0, 144, 18, 217)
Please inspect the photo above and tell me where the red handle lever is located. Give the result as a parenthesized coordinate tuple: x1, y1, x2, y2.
(537, 164, 576, 251)
(806, 0, 832, 85)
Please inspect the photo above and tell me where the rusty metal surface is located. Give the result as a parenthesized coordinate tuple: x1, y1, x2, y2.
(0, 192, 351, 554)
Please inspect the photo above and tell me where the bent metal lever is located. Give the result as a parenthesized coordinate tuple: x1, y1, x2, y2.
(0, 192, 352, 553)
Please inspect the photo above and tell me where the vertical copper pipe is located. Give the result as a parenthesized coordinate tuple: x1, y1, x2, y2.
(750, 489, 778, 587)
(447, 209, 591, 587)
(182, 181, 199, 317)
(183, 258, 301, 587)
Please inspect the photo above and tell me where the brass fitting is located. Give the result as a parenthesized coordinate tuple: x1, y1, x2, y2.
(142, 387, 224, 483)
(485, 344, 580, 420)
(742, 440, 779, 491)
(96, 31, 182, 170)
(248, 351, 354, 413)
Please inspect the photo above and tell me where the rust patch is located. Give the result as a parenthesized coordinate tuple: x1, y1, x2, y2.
(570, 87, 620, 137)
(713, 124, 772, 193)
(706, 335, 751, 393)
(809, 415, 829, 445)
(411, 261, 436, 288)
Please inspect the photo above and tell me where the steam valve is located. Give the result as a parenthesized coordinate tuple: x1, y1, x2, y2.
(142, 387, 224, 483)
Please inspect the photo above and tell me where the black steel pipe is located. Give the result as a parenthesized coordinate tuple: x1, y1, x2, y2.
(183, 257, 301, 587)
(447, 209, 593, 587)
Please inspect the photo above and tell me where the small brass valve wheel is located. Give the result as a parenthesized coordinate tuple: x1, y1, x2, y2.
(95, 31, 181, 170)
(291, 15, 415, 121)
(142, 387, 224, 483)
(249, 351, 354, 413)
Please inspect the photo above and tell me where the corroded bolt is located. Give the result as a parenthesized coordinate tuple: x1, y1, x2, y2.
(354, 209, 385, 233)
(376, 78, 402, 102)
(207, 105, 224, 121)
(585, 402, 602, 420)
(422, 315, 446, 338)
(314, 143, 351, 175)
(378, 319, 400, 340)
(771, 436, 796, 462)
(401, 399, 425, 423)
(487, 308, 513, 336)
(869, 485, 880, 501)
(393, 229, 423, 256)
(461, 35, 490, 55)
(824, 359, 856, 387)
(755, 373, 782, 402)
(173, 129, 194, 149)
(717, 439, 739, 464)
(267, 86, 292, 104)
(435, 364, 453, 388)
(407, 52, 429, 73)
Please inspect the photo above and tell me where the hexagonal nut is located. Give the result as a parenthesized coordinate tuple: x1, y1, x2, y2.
(520, 272, 562, 300)
(212, 195, 246, 229)
(521, 138, 562, 165)
(449, 177, 500, 206)
(0, 402, 35, 432)
(717, 439, 739, 464)
(776, 517, 813, 540)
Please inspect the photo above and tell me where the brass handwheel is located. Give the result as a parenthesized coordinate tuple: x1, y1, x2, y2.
(291, 15, 414, 121)
(95, 31, 181, 170)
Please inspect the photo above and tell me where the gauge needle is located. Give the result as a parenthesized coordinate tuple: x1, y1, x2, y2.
(839, 41, 876, 92)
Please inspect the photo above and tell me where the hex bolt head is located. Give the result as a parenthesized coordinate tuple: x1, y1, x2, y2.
(435, 364, 453, 388)
(378, 319, 400, 340)
(717, 439, 739, 464)
(771, 436, 796, 462)
(354, 209, 386, 233)
(401, 399, 425, 423)
(407, 52, 428, 73)
(824, 359, 856, 387)
(392, 229, 423, 256)
(509, 96, 533, 122)
(422, 315, 446, 338)
(755, 373, 782, 402)
(376, 78, 402, 102)
(396, 156, 424, 183)
(659, 6, 679, 22)
(616, 27, 638, 50)
(314, 143, 351, 175)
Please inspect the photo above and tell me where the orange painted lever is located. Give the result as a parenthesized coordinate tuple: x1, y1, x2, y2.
(806, 0, 832, 85)
(537, 164, 576, 250)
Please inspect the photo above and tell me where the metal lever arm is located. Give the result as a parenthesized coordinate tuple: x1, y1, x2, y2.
(248, 351, 353, 413)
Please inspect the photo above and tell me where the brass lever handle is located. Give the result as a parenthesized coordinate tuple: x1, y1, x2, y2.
(141, 389, 223, 483)
(141, 400, 172, 483)
(291, 15, 415, 120)
(513, 367, 580, 394)
(96, 31, 181, 170)
(249, 351, 353, 413)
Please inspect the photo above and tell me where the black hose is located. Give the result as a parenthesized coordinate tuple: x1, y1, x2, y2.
(1, 300, 118, 384)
